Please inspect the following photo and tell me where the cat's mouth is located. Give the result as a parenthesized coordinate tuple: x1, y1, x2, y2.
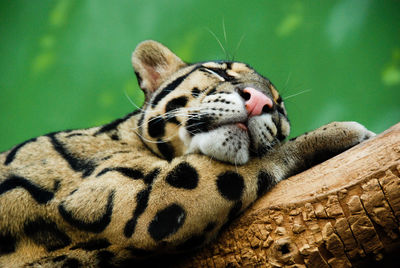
(209, 120, 249, 131)
(235, 122, 248, 131)
(182, 113, 286, 165)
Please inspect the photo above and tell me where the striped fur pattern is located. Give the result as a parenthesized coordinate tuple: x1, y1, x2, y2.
(0, 41, 374, 267)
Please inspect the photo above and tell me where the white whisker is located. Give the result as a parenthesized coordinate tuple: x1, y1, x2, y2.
(284, 72, 292, 89)
(284, 89, 312, 100)
(123, 90, 152, 112)
(222, 17, 227, 45)
(232, 33, 245, 61)
(206, 28, 228, 60)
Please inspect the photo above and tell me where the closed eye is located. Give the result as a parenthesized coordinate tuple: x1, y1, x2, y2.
(200, 68, 225, 81)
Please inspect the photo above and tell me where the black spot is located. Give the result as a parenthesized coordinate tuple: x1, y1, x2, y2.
(230, 80, 241, 85)
(70, 239, 111, 251)
(124, 188, 151, 238)
(62, 258, 81, 268)
(191, 87, 201, 97)
(94, 110, 140, 136)
(151, 66, 202, 108)
(276, 104, 285, 115)
(97, 250, 115, 268)
(134, 71, 143, 86)
(4, 137, 37, 165)
(228, 201, 242, 222)
(113, 150, 132, 154)
(69, 189, 78, 195)
(165, 96, 188, 113)
(53, 255, 67, 262)
(176, 235, 206, 251)
(148, 116, 166, 138)
(148, 203, 186, 241)
(186, 114, 210, 134)
(125, 246, 154, 256)
(204, 222, 216, 232)
(152, 76, 187, 108)
(157, 140, 174, 161)
(53, 180, 61, 191)
(166, 116, 180, 125)
(164, 97, 188, 125)
(110, 133, 119, 140)
(143, 168, 160, 185)
(96, 167, 144, 180)
(58, 191, 114, 233)
(166, 162, 199, 189)
(257, 171, 276, 198)
(216, 171, 245, 201)
(274, 114, 288, 142)
(65, 133, 87, 138)
(0, 232, 17, 255)
(48, 133, 96, 177)
(24, 218, 71, 251)
(137, 112, 145, 134)
(206, 88, 217, 96)
(0, 175, 54, 204)
(100, 155, 112, 161)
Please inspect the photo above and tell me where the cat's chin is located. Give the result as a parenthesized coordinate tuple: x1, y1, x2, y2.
(181, 124, 250, 165)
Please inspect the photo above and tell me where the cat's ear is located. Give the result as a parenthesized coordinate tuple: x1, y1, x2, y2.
(132, 40, 186, 99)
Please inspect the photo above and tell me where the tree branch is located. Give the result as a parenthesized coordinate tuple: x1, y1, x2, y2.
(177, 123, 400, 267)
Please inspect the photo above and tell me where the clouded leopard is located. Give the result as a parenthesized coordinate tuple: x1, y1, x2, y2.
(0, 40, 374, 267)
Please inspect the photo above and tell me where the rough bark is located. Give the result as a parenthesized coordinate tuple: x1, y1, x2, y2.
(170, 123, 400, 267)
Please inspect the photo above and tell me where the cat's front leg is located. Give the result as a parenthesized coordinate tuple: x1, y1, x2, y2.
(273, 121, 375, 179)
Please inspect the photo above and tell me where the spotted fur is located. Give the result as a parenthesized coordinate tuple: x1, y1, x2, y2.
(0, 40, 374, 267)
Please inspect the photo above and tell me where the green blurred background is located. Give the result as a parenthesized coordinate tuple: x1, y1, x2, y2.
(1, 0, 399, 151)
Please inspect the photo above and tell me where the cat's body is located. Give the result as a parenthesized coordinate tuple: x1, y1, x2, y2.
(0, 41, 374, 267)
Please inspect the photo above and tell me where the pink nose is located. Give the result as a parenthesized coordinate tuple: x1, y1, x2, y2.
(243, 87, 274, 116)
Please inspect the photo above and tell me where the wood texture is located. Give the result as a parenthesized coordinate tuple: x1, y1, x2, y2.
(174, 123, 400, 267)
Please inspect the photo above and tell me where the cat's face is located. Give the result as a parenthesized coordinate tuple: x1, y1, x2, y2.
(133, 41, 289, 164)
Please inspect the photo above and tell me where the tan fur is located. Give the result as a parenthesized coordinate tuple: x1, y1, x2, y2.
(0, 41, 374, 267)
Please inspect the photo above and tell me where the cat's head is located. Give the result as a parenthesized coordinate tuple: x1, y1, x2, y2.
(132, 40, 290, 164)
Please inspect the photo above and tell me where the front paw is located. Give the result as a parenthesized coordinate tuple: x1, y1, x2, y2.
(327, 121, 375, 146)
(316, 122, 375, 152)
